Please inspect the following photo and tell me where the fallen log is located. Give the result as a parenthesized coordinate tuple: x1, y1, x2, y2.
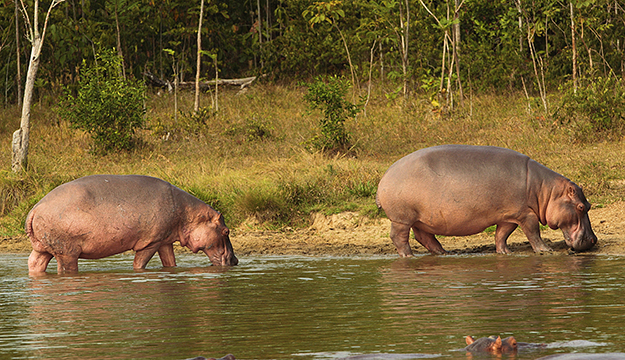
(142, 71, 258, 91)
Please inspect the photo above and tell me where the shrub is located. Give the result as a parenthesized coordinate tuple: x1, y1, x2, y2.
(303, 75, 361, 152)
(58, 49, 147, 153)
(553, 76, 625, 142)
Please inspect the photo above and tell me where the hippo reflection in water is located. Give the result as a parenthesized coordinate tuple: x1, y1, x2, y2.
(377, 145, 598, 255)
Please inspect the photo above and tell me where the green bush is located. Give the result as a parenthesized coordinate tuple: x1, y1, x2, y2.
(553, 76, 625, 142)
(303, 75, 361, 152)
(58, 49, 147, 153)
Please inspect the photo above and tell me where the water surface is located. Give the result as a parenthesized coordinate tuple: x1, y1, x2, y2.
(1, 253, 624, 359)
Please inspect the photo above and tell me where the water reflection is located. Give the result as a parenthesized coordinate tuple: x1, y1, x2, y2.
(23, 266, 230, 359)
(376, 255, 622, 357)
(1, 254, 625, 360)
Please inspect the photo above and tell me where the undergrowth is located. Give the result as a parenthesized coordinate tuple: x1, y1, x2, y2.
(1, 83, 624, 237)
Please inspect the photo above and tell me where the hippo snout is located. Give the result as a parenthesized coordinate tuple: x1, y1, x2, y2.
(571, 233, 597, 252)
(224, 254, 239, 266)
(565, 228, 597, 252)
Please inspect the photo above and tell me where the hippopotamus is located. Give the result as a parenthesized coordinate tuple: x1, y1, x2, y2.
(376, 145, 597, 255)
(465, 335, 518, 354)
(27, 175, 238, 274)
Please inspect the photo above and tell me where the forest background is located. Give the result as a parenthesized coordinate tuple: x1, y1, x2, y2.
(0, 0, 624, 248)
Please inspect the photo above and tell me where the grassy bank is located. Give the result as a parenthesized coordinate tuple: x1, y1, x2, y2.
(1, 83, 624, 239)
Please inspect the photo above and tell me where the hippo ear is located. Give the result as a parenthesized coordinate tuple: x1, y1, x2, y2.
(466, 336, 475, 345)
(567, 184, 579, 200)
(493, 336, 502, 350)
(212, 212, 224, 223)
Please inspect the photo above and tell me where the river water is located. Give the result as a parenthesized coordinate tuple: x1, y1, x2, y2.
(1, 253, 624, 360)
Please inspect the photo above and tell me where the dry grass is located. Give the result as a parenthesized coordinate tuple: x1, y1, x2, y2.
(1, 83, 624, 237)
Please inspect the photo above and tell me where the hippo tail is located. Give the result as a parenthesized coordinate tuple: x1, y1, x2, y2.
(375, 192, 382, 209)
(25, 207, 36, 241)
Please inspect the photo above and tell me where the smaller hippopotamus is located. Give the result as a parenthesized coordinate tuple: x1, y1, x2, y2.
(27, 175, 238, 274)
(465, 335, 518, 354)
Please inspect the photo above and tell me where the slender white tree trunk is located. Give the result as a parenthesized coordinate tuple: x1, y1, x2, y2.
(15, 0, 22, 107)
(570, 1, 578, 93)
(12, 0, 64, 173)
(194, 0, 205, 113)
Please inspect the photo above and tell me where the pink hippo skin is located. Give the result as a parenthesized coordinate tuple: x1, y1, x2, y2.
(376, 145, 597, 255)
(27, 175, 238, 274)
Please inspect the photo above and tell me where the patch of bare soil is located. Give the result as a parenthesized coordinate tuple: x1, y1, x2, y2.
(2, 202, 624, 256)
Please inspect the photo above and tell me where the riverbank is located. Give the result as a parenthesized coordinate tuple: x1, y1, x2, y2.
(3, 201, 624, 256)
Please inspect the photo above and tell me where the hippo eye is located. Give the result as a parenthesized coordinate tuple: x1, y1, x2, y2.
(577, 203, 585, 212)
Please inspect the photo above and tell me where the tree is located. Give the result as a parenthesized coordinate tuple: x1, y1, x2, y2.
(12, 0, 64, 173)
(194, 0, 205, 113)
(304, 1, 359, 93)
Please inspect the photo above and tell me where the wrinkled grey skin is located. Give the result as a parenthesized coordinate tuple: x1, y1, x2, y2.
(27, 175, 238, 274)
(536, 354, 625, 360)
(377, 145, 597, 255)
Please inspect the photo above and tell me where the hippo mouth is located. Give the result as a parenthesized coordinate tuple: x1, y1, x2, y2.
(204, 249, 238, 266)
(562, 230, 597, 252)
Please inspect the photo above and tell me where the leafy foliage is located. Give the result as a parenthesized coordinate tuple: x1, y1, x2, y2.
(303, 75, 361, 152)
(554, 76, 625, 142)
(58, 49, 146, 153)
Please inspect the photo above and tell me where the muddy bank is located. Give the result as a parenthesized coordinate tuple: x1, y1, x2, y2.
(2, 202, 624, 256)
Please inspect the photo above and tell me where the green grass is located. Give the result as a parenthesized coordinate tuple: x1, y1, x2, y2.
(1, 83, 624, 237)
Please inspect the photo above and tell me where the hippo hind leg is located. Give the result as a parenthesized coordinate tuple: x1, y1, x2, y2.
(56, 254, 79, 273)
(495, 222, 518, 254)
(28, 250, 53, 274)
(390, 222, 413, 257)
(412, 226, 447, 255)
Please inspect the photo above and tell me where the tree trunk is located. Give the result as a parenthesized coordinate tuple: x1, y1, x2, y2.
(399, 0, 410, 96)
(570, 1, 577, 93)
(15, 0, 22, 107)
(13, 0, 64, 173)
(194, 0, 205, 113)
(453, 0, 464, 107)
(13, 38, 42, 172)
(114, 0, 125, 79)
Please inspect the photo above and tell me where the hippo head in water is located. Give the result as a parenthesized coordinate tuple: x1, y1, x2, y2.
(465, 336, 518, 355)
(185, 212, 238, 266)
(545, 183, 597, 252)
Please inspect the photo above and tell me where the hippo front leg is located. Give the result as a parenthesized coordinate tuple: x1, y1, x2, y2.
(390, 221, 413, 257)
(520, 214, 553, 253)
(157, 243, 177, 267)
(133, 244, 160, 270)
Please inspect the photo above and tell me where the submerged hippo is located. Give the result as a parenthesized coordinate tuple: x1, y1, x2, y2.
(376, 145, 597, 255)
(465, 336, 518, 354)
(27, 175, 238, 274)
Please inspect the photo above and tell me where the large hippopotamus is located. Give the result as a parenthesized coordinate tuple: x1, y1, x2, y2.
(27, 175, 238, 274)
(376, 145, 597, 255)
